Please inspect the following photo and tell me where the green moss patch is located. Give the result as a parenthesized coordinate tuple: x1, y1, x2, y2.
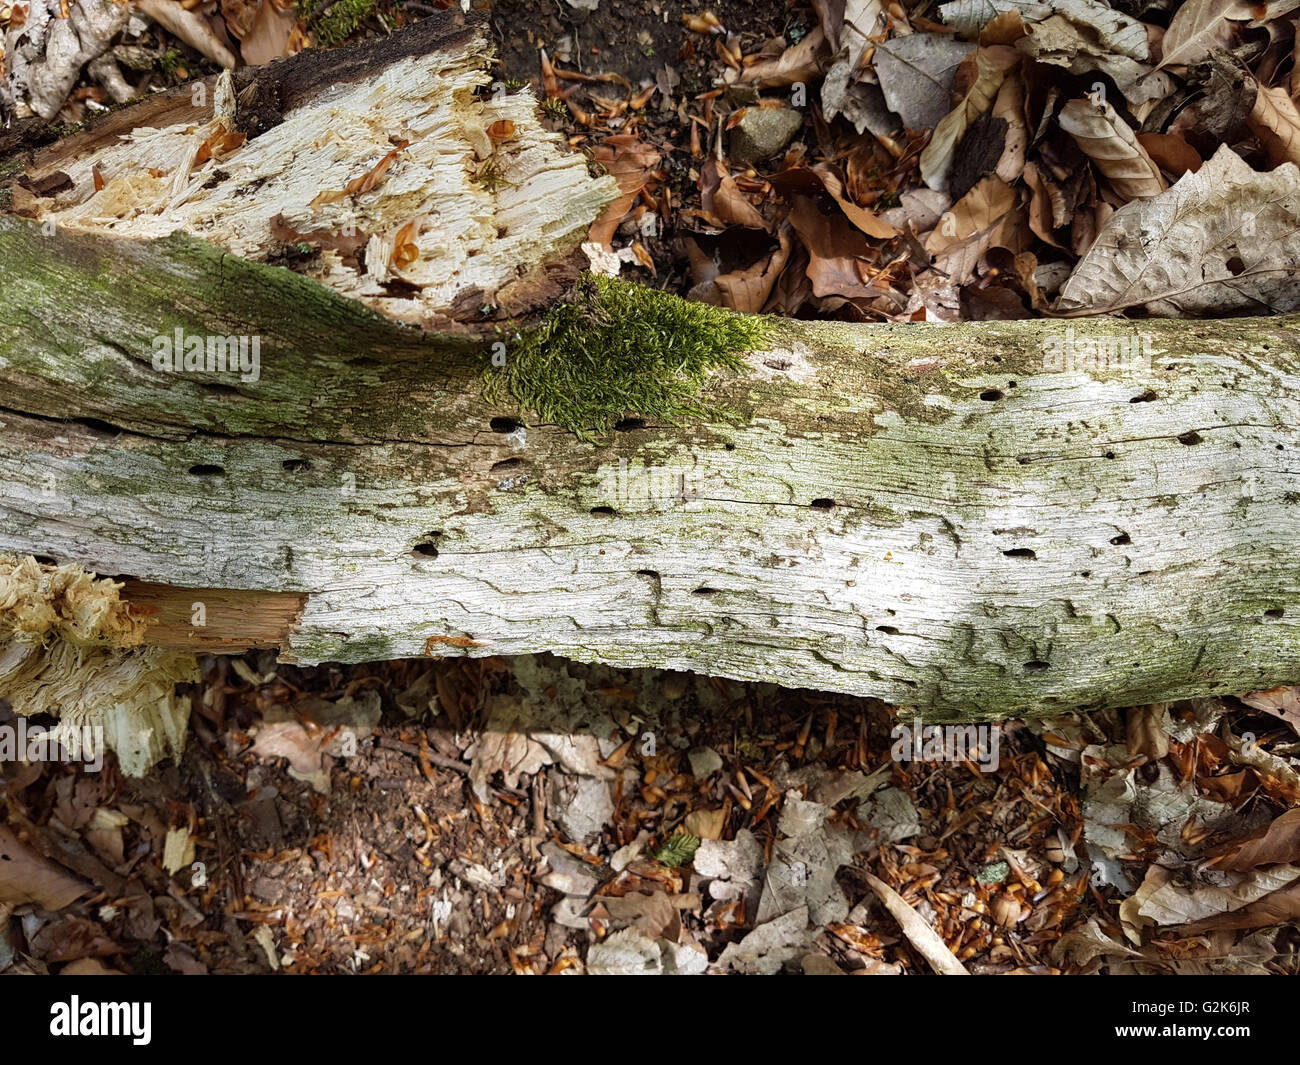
(313, 0, 382, 47)
(485, 275, 768, 441)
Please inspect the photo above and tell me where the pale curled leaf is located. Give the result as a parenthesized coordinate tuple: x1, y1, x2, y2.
(862, 872, 968, 974)
(1248, 82, 1300, 169)
(740, 26, 827, 87)
(925, 174, 1018, 285)
(940, 0, 1148, 60)
(1154, 0, 1252, 72)
(919, 46, 1018, 190)
(1058, 96, 1165, 202)
(1056, 145, 1300, 315)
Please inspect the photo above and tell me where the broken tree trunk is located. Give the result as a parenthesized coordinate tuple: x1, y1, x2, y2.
(3, 11, 1300, 746)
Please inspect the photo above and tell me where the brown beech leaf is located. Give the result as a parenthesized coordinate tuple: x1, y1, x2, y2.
(740, 26, 827, 87)
(1136, 132, 1203, 179)
(270, 214, 369, 263)
(1238, 685, 1300, 737)
(1125, 704, 1170, 761)
(1021, 161, 1066, 248)
(991, 74, 1026, 184)
(194, 128, 246, 167)
(715, 227, 793, 313)
(29, 916, 120, 962)
(588, 134, 662, 247)
(979, 9, 1026, 45)
(1058, 96, 1165, 202)
(924, 174, 1018, 285)
(788, 194, 882, 300)
(700, 158, 768, 230)
(0, 826, 88, 909)
(813, 163, 897, 239)
(1209, 808, 1300, 872)
(770, 165, 897, 238)
(221, 0, 298, 66)
(1182, 876, 1300, 932)
(1248, 82, 1300, 169)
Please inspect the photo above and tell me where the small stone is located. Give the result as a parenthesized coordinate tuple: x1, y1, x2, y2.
(687, 746, 723, 778)
(729, 107, 803, 165)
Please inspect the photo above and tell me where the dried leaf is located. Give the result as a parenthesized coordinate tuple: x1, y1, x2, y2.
(818, 0, 888, 126)
(1020, 160, 1066, 247)
(788, 194, 882, 299)
(1154, 0, 1252, 72)
(991, 74, 1026, 183)
(221, 0, 298, 66)
(193, 128, 246, 167)
(1058, 96, 1165, 202)
(700, 158, 768, 229)
(871, 33, 974, 131)
(1136, 131, 1203, 178)
(0, 826, 88, 909)
(715, 227, 793, 312)
(309, 141, 409, 209)
(1183, 877, 1300, 932)
(1138, 864, 1300, 926)
(1015, 15, 1174, 113)
(1056, 145, 1300, 316)
(1248, 82, 1300, 169)
(587, 134, 662, 248)
(940, 0, 1148, 60)
(919, 46, 1018, 190)
(1238, 685, 1300, 737)
(740, 26, 827, 87)
(1126, 704, 1170, 761)
(1210, 808, 1300, 872)
(136, 0, 237, 69)
(925, 174, 1018, 284)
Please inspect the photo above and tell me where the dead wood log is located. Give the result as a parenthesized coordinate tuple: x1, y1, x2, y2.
(3, 10, 1300, 739)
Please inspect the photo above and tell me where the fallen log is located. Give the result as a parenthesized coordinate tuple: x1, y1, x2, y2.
(3, 10, 1300, 750)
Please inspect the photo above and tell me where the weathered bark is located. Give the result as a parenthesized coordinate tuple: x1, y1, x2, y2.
(3, 13, 1300, 722)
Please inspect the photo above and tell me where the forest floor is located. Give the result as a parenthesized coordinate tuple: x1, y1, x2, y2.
(3, 650, 1299, 974)
(3, 0, 1300, 974)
